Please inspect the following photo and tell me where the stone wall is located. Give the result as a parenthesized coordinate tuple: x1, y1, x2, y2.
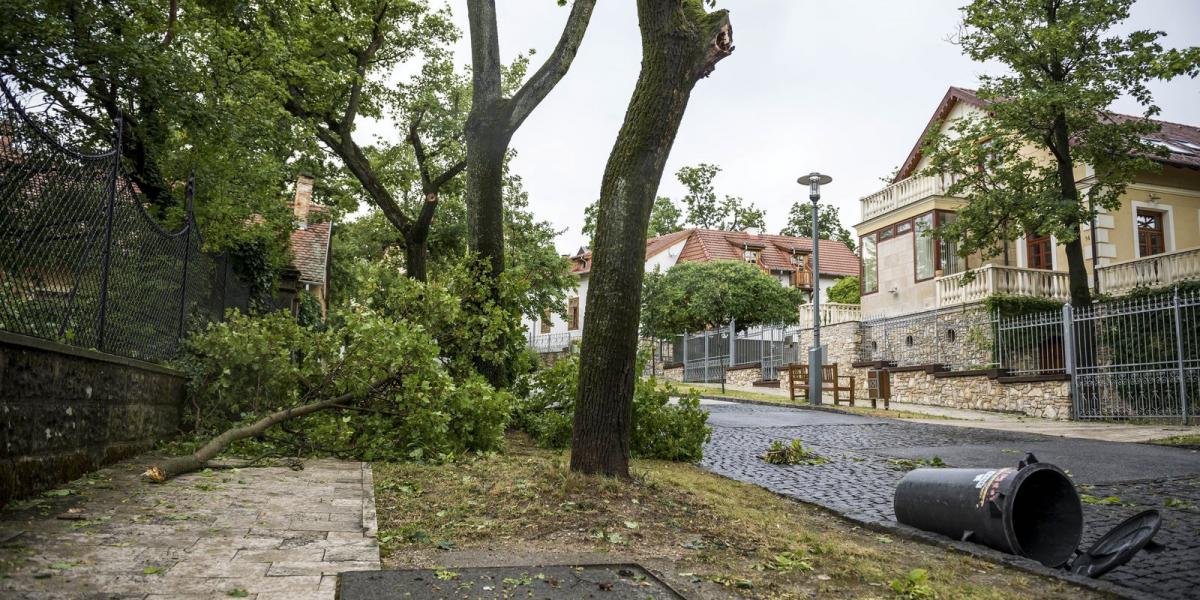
(662, 364, 683, 382)
(725, 363, 761, 387)
(0, 333, 186, 505)
(887, 369, 1071, 419)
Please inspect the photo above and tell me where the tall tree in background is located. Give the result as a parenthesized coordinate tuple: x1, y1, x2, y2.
(781, 202, 855, 251)
(463, 0, 596, 299)
(677, 163, 764, 231)
(582, 196, 684, 241)
(921, 0, 1199, 307)
(572, 0, 733, 478)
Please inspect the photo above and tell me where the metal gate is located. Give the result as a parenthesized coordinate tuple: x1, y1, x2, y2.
(1070, 288, 1197, 422)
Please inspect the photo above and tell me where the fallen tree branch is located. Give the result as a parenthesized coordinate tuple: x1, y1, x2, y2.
(144, 380, 391, 483)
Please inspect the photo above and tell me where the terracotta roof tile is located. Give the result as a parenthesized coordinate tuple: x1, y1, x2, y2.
(678, 229, 860, 277)
(289, 206, 331, 284)
(569, 228, 691, 275)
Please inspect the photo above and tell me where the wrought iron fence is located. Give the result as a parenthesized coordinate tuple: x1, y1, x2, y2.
(671, 324, 803, 383)
(527, 331, 580, 354)
(0, 80, 252, 363)
(1071, 288, 1198, 421)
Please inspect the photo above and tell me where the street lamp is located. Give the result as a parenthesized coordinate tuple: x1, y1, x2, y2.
(797, 172, 832, 405)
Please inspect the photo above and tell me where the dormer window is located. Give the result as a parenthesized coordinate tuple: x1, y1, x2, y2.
(743, 249, 759, 264)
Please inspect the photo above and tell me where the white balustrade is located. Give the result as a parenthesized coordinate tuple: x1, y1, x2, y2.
(1097, 247, 1200, 296)
(935, 265, 1071, 307)
(798, 302, 862, 326)
(859, 174, 963, 222)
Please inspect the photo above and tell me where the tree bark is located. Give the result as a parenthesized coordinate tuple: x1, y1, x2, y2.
(570, 0, 733, 478)
(463, 0, 598, 388)
(1051, 114, 1092, 308)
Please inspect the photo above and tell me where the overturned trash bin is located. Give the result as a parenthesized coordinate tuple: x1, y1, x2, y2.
(894, 453, 1162, 577)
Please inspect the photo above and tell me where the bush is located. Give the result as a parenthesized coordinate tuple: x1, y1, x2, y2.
(826, 276, 860, 304)
(514, 355, 711, 461)
(178, 272, 513, 462)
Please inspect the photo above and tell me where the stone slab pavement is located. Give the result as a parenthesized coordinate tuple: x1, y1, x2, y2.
(699, 399, 1200, 600)
(0, 456, 379, 599)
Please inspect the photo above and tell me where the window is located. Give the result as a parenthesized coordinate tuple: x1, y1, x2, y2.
(938, 212, 960, 275)
(743, 249, 760, 264)
(1136, 209, 1165, 257)
(879, 227, 895, 241)
(914, 214, 935, 280)
(568, 297, 580, 331)
(895, 220, 913, 235)
(1026, 234, 1053, 270)
(861, 233, 878, 294)
(540, 310, 552, 333)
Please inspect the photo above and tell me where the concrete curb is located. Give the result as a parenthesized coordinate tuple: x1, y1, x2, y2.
(699, 395, 1157, 600)
(361, 462, 378, 538)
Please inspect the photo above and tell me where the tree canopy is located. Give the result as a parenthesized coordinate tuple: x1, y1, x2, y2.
(582, 196, 683, 241)
(920, 0, 1200, 306)
(781, 202, 855, 251)
(641, 261, 803, 339)
(677, 163, 765, 232)
(826, 276, 861, 304)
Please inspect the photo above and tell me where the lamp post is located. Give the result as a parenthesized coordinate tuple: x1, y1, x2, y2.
(797, 172, 832, 405)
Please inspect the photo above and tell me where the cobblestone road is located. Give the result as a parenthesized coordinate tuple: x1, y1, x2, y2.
(700, 401, 1200, 600)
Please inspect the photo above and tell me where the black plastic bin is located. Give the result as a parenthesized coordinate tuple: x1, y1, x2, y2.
(894, 455, 1083, 567)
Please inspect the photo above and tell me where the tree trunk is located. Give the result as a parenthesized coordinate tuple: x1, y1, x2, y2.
(571, 0, 733, 478)
(1052, 114, 1092, 308)
(405, 237, 429, 282)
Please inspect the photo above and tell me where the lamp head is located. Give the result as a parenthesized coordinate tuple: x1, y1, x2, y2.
(797, 172, 832, 201)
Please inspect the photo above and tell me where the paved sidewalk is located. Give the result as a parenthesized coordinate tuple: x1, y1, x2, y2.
(0, 457, 379, 599)
(699, 400, 1200, 600)
(682, 381, 1199, 443)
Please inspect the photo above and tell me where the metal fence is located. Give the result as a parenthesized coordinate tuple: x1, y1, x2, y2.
(1071, 288, 1198, 421)
(670, 324, 803, 383)
(0, 80, 251, 363)
(527, 331, 580, 354)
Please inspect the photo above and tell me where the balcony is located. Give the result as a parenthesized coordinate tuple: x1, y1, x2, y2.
(935, 265, 1071, 307)
(1097, 247, 1200, 296)
(792, 269, 813, 289)
(860, 173, 963, 222)
(798, 302, 861, 326)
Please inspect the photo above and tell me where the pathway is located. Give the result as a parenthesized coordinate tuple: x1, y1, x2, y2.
(699, 399, 1200, 600)
(0, 457, 379, 599)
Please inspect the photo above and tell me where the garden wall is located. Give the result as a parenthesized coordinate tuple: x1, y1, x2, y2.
(0, 332, 186, 505)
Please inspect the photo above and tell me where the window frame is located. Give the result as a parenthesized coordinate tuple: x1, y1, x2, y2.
(860, 232, 879, 296)
(1135, 208, 1166, 258)
(567, 297, 580, 331)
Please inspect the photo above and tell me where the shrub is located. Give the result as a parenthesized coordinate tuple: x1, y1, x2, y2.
(826, 276, 860, 304)
(514, 355, 711, 461)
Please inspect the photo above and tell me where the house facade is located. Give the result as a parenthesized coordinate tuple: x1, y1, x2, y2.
(526, 228, 860, 352)
(856, 87, 1200, 318)
(280, 175, 332, 317)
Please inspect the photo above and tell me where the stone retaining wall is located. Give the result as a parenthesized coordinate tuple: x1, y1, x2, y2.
(0, 332, 185, 505)
(888, 369, 1071, 419)
(662, 365, 683, 382)
(725, 363, 761, 387)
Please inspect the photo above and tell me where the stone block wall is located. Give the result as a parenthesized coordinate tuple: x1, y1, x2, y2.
(0, 333, 186, 505)
(725, 363, 761, 387)
(888, 369, 1071, 420)
(662, 364, 683, 382)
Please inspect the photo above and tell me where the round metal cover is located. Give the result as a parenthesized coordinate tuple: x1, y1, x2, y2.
(1069, 510, 1161, 578)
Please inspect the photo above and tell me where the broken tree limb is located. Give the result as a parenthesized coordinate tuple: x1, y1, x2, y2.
(144, 381, 390, 483)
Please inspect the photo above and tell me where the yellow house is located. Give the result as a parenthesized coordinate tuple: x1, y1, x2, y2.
(856, 87, 1200, 317)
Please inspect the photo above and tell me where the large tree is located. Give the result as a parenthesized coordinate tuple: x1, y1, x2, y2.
(463, 0, 597, 304)
(781, 202, 855, 251)
(641, 261, 804, 339)
(921, 0, 1199, 307)
(676, 163, 764, 231)
(571, 0, 733, 478)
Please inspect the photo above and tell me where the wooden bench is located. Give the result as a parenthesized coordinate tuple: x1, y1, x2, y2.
(787, 363, 858, 406)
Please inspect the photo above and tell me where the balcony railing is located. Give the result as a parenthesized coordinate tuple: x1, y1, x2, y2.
(1097, 247, 1200, 296)
(860, 173, 963, 222)
(798, 302, 862, 326)
(935, 265, 1071, 307)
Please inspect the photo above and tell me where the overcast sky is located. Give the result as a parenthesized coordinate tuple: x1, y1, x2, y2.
(372, 1, 1200, 255)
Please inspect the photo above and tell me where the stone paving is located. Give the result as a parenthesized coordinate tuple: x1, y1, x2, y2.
(699, 400, 1200, 600)
(0, 456, 379, 599)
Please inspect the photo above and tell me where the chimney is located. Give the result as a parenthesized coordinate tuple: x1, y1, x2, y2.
(293, 174, 314, 228)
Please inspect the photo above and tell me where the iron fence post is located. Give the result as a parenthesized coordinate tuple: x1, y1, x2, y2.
(1172, 287, 1189, 425)
(704, 329, 710, 383)
(1062, 303, 1076, 419)
(95, 113, 123, 351)
(177, 173, 195, 339)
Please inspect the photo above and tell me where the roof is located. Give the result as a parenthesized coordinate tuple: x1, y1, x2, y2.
(568, 228, 691, 275)
(893, 86, 1200, 182)
(290, 206, 331, 285)
(569, 228, 860, 278)
(677, 229, 860, 277)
